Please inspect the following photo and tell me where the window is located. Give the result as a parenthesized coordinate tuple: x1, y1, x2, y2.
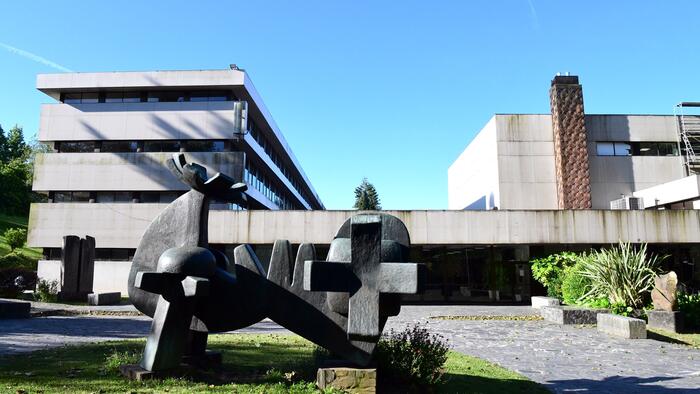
(597, 141, 680, 157)
(140, 192, 160, 203)
(614, 142, 631, 156)
(57, 141, 96, 153)
(81, 92, 99, 104)
(123, 92, 141, 103)
(148, 91, 186, 102)
(183, 140, 225, 152)
(658, 142, 679, 156)
(102, 141, 138, 153)
(96, 191, 132, 203)
(144, 140, 181, 152)
(63, 93, 82, 104)
(105, 92, 124, 103)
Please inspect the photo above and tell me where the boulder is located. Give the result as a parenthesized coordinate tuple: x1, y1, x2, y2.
(651, 271, 678, 311)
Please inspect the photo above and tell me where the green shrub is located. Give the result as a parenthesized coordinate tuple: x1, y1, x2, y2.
(0, 251, 37, 270)
(376, 324, 449, 387)
(561, 260, 592, 306)
(35, 279, 58, 302)
(578, 242, 663, 310)
(585, 297, 611, 309)
(678, 292, 700, 328)
(530, 252, 578, 299)
(3, 227, 27, 251)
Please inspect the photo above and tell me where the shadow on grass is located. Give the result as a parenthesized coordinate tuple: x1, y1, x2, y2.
(647, 330, 691, 346)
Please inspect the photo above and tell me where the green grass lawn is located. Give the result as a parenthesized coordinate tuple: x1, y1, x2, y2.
(0, 334, 547, 394)
(0, 212, 42, 262)
(648, 328, 700, 349)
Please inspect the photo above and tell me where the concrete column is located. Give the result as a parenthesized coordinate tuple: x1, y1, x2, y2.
(549, 75, 592, 209)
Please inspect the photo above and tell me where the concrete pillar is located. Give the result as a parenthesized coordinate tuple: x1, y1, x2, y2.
(549, 75, 592, 209)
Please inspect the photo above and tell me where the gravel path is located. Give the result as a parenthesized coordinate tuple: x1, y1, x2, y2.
(1, 304, 698, 393)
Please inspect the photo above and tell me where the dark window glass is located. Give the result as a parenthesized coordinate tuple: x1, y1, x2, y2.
(102, 141, 138, 153)
(144, 141, 181, 152)
(95, 249, 111, 260)
(184, 140, 225, 152)
(72, 191, 90, 202)
(637, 142, 658, 156)
(105, 92, 123, 103)
(658, 143, 679, 156)
(122, 92, 140, 103)
(160, 192, 180, 203)
(190, 92, 210, 102)
(53, 192, 71, 202)
(112, 249, 129, 261)
(49, 248, 62, 260)
(63, 93, 82, 104)
(140, 192, 160, 203)
(147, 91, 186, 102)
(114, 192, 132, 202)
(95, 192, 115, 203)
(81, 92, 99, 103)
(58, 141, 96, 153)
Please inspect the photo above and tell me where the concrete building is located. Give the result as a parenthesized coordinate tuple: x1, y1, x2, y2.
(30, 68, 323, 293)
(448, 76, 700, 211)
(28, 72, 700, 303)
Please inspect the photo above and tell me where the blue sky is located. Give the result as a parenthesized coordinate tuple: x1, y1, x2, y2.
(1, 1, 700, 209)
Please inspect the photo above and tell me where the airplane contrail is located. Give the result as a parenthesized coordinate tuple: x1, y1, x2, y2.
(0, 41, 73, 72)
(527, 0, 540, 31)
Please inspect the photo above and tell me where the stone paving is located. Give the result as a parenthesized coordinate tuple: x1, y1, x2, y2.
(0, 304, 699, 393)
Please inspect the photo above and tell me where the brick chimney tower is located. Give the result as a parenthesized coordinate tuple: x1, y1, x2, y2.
(549, 75, 592, 209)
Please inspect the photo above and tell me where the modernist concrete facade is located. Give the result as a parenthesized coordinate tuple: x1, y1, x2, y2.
(28, 72, 700, 303)
(448, 76, 696, 211)
(30, 68, 325, 295)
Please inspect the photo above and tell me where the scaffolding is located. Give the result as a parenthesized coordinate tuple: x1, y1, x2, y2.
(674, 102, 700, 175)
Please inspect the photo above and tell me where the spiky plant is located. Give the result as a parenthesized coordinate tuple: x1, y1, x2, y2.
(578, 242, 664, 309)
(353, 177, 381, 210)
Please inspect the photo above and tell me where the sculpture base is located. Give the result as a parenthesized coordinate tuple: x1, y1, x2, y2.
(317, 366, 377, 394)
(120, 351, 222, 381)
(182, 350, 222, 369)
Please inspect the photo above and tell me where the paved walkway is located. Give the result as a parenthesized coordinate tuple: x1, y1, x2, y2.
(1, 304, 698, 393)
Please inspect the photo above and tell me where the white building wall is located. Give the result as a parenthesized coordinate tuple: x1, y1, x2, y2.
(495, 114, 558, 209)
(39, 102, 239, 141)
(448, 117, 500, 209)
(586, 115, 686, 208)
(32, 152, 244, 191)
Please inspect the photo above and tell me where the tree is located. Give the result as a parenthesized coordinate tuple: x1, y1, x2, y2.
(2, 125, 29, 162)
(3, 228, 27, 251)
(353, 177, 381, 210)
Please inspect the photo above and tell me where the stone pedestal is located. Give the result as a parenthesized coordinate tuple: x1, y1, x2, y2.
(597, 313, 646, 339)
(87, 292, 121, 306)
(0, 300, 31, 319)
(531, 296, 560, 309)
(647, 310, 684, 333)
(541, 306, 609, 325)
(317, 367, 377, 394)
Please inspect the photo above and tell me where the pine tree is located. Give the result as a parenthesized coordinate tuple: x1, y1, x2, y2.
(353, 177, 381, 210)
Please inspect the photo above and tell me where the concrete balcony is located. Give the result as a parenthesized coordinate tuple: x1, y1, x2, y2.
(39, 101, 242, 142)
(32, 151, 245, 192)
(28, 203, 700, 249)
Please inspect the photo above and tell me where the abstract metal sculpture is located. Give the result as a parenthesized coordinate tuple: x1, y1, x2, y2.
(127, 153, 425, 373)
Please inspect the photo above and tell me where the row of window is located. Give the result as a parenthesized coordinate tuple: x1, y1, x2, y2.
(48, 191, 248, 210)
(596, 141, 680, 157)
(56, 140, 227, 153)
(60, 90, 236, 104)
(44, 248, 136, 261)
(249, 122, 313, 205)
(245, 161, 300, 210)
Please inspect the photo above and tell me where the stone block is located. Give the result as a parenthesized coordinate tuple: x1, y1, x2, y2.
(317, 367, 377, 394)
(647, 310, 684, 333)
(60, 235, 81, 296)
(651, 271, 678, 311)
(531, 296, 560, 309)
(78, 236, 95, 294)
(597, 313, 646, 339)
(0, 300, 31, 319)
(541, 306, 609, 325)
(87, 292, 122, 306)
